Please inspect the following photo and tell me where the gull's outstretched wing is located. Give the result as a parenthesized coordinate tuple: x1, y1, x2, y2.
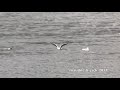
(60, 43, 68, 48)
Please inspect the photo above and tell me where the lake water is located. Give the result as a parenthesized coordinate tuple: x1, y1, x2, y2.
(0, 12, 120, 78)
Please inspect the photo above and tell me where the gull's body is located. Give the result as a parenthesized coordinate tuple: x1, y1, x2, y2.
(0, 47, 12, 51)
(82, 47, 89, 51)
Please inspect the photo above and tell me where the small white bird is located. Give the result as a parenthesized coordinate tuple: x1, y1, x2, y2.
(82, 47, 89, 51)
(0, 47, 12, 51)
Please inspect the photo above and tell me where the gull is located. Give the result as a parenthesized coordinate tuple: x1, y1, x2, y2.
(51, 43, 68, 50)
(82, 47, 89, 51)
(0, 47, 12, 51)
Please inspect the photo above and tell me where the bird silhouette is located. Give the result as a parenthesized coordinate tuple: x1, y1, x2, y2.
(51, 43, 68, 50)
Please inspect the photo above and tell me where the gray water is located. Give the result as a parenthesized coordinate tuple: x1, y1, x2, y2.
(0, 12, 120, 78)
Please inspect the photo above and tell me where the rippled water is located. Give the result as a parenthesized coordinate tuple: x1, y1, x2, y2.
(0, 12, 120, 78)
